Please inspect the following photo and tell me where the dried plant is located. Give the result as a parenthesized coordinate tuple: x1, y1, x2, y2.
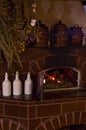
(0, 0, 26, 69)
(0, 0, 39, 69)
(0, 15, 23, 69)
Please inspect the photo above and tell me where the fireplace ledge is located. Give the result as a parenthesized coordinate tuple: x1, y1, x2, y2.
(0, 88, 86, 101)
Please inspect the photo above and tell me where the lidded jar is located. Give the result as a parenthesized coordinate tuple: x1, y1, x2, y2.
(50, 20, 68, 46)
(68, 24, 84, 46)
(35, 20, 49, 47)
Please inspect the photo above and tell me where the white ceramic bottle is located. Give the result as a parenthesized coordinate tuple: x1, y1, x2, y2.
(13, 71, 22, 96)
(2, 72, 11, 96)
(24, 72, 33, 95)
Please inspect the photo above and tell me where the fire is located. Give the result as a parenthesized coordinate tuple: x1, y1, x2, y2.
(48, 75, 55, 81)
(57, 80, 61, 84)
(43, 79, 46, 84)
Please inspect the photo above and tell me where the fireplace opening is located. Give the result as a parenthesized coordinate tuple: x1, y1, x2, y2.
(38, 67, 80, 94)
(43, 67, 80, 91)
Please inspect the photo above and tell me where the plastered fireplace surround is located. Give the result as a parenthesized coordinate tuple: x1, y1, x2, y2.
(0, 46, 85, 130)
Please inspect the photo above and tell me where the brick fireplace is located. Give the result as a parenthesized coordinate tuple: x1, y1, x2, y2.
(0, 46, 86, 130)
(28, 46, 86, 98)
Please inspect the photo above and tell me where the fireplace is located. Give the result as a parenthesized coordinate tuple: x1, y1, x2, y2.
(0, 45, 86, 130)
(39, 67, 80, 91)
(36, 66, 80, 100)
(27, 46, 86, 100)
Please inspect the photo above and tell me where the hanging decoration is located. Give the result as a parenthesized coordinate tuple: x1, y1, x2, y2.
(24, 0, 42, 47)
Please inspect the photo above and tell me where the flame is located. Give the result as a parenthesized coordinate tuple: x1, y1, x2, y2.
(57, 80, 61, 84)
(43, 79, 46, 84)
(49, 76, 55, 81)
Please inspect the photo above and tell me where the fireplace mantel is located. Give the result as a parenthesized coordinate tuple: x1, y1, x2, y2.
(20, 45, 86, 63)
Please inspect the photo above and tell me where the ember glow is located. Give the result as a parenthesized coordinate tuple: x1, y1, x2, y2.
(43, 68, 78, 90)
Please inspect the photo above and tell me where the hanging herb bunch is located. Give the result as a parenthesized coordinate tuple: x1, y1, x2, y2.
(0, 0, 40, 69)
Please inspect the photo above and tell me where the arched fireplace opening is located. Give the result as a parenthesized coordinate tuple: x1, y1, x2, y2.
(37, 67, 80, 100)
(29, 52, 85, 100)
(38, 67, 80, 91)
